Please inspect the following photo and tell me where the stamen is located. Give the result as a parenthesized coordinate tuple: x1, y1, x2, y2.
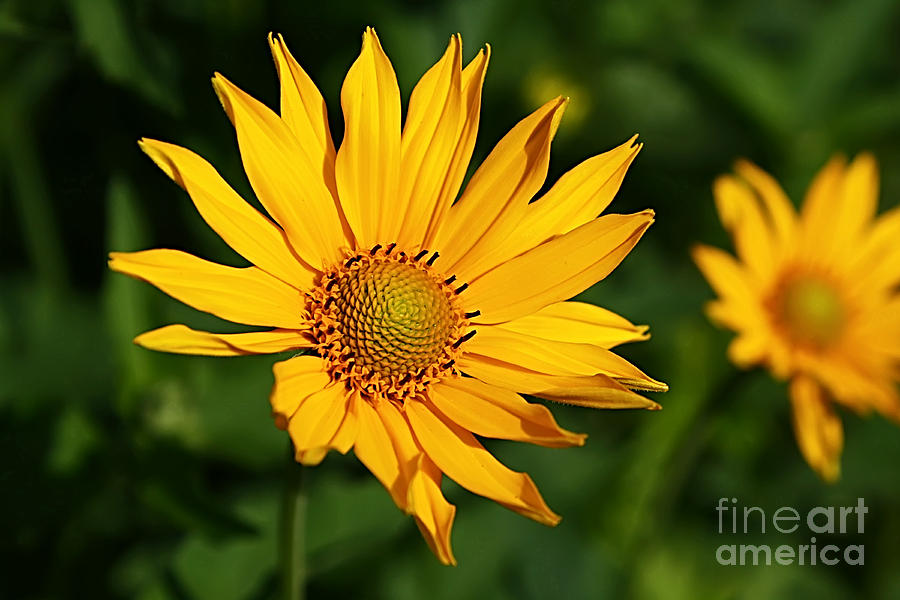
(444, 275, 457, 285)
(455, 283, 468, 294)
(345, 256, 361, 268)
(465, 310, 481, 318)
(414, 249, 429, 261)
(370, 244, 382, 255)
(454, 329, 477, 348)
(385, 243, 396, 255)
(426, 252, 440, 266)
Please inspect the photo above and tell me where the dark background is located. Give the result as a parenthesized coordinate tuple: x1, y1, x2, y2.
(2, 0, 900, 598)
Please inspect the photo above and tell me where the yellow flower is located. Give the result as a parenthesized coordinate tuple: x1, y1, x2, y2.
(693, 154, 900, 483)
(109, 29, 665, 564)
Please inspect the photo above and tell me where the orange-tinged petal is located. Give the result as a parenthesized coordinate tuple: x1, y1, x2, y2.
(405, 399, 561, 526)
(335, 27, 402, 247)
(409, 454, 456, 566)
(397, 35, 464, 248)
(327, 391, 360, 455)
(407, 454, 456, 566)
(212, 73, 347, 267)
(467, 136, 641, 278)
(267, 33, 338, 196)
(108, 249, 306, 329)
(138, 139, 317, 290)
(353, 396, 406, 510)
(434, 97, 568, 281)
(464, 211, 653, 324)
(287, 383, 352, 465)
(422, 45, 490, 247)
(270, 355, 330, 430)
(134, 324, 313, 357)
(368, 397, 459, 565)
(496, 301, 649, 348)
(458, 355, 661, 410)
(431, 377, 586, 447)
(789, 376, 843, 482)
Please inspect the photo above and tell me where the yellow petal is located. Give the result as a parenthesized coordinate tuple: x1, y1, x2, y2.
(458, 355, 661, 410)
(138, 139, 317, 290)
(713, 175, 776, 278)
(267, 33, 338, 197)
(854, 206, 900, 290)
(464, 327, 663, 390)
(353, 396, 405, 509)
(287, 383, 352, 465)
(405, 398, 561, 526)
(496, 301, 649, 348)
(836, 152, 879, 247)
(733, 159, 797, 245)
(434, 96, 568, 281)
(327, 391, 360, 455)
(725, 333, 769, 369)
(335, 27, 401, 247)
(422, 45, 490, 247)
(396, 35, 464, 248)
(464, 136, 641, 280)
(270, 355, 330, 430)
(691, 244, 761, 315)
(789, 376, 843, 483)
(372, 398, 422, 496)
(430, 377, 586, 447)
(799, 154, 846, 261)
(408, 454, 457, 566)
(212, 73, 347, 268)
(371, 397, 460, 566)
(108, 249, 306, 329)
(134, 324, 312, 357)
(464, 211, 654, 324)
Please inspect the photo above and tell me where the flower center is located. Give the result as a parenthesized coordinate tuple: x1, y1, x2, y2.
(774, 275, 845, 348)
(307, 246, 471, 400)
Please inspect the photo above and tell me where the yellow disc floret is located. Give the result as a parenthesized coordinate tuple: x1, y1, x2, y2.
(308, 246, 471, 400)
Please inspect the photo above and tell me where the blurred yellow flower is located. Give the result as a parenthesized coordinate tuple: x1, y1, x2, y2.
(694, 154, 900, 482)
(109, 28, 665, 564)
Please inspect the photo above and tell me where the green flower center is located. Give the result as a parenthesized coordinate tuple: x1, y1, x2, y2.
(777, 275, 845, 347)
(308, 247, 469, 399)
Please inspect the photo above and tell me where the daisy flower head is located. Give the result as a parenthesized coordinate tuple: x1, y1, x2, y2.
(110, 28, 666, 564)
(693, 154, 900, 482)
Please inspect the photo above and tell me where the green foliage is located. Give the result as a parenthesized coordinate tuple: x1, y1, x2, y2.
(1, 0, 899, 598)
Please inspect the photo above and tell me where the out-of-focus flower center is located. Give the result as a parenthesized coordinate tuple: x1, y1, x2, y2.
(774, 275, 845, 348)
(307, 246, 471, 400)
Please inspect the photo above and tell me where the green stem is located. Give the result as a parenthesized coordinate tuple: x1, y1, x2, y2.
(280, 447, 306, 600)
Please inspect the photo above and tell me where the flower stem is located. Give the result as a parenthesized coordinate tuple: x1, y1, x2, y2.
(280, 446, 306, 600)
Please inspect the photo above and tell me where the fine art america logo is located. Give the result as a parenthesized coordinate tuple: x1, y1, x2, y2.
(715, 498, 867, 566)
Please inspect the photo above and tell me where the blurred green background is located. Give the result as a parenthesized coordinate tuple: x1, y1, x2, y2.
(2, 0, 900, 598)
